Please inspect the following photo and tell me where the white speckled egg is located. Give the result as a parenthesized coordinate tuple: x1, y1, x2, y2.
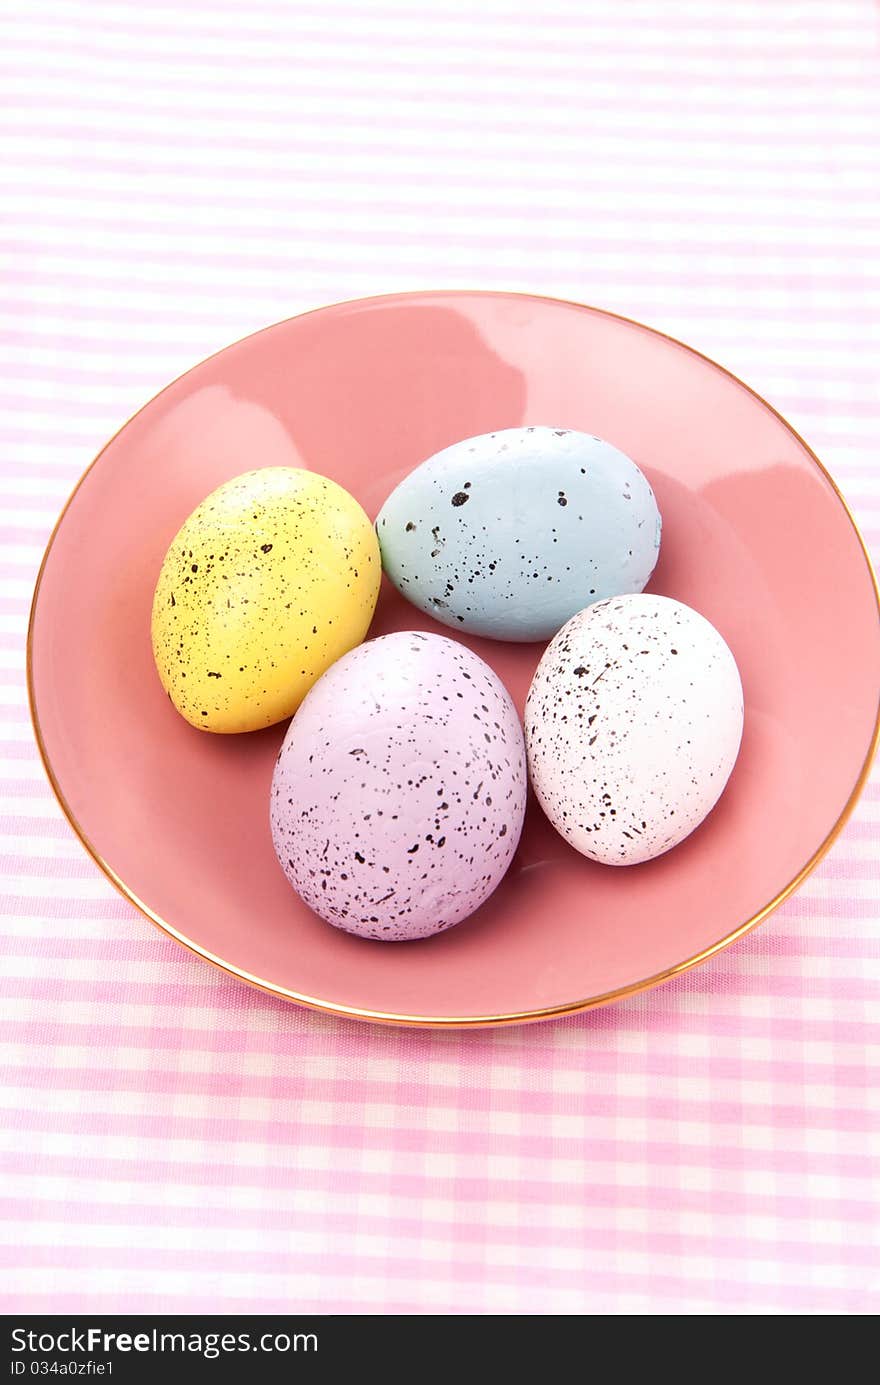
(270, 631, 527, 940)
(376, 427, 661, 642)
(524, 594, 744, 864)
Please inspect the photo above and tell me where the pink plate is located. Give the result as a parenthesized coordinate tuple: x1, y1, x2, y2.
(28, 292, 880, 1026)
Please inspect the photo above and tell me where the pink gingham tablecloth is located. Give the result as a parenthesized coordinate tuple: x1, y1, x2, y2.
(2, 0, 879, 1315)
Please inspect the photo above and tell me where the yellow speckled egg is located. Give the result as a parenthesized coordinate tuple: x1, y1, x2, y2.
(151, 468, 381, 733)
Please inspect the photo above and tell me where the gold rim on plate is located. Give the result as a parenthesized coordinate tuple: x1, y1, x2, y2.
(26, 291, 880, 1028)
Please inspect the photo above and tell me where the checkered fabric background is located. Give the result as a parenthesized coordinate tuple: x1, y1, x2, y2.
(2, 0, 879, 1314)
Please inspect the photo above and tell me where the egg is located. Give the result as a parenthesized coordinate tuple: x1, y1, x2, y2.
(270, 631, 527, 940)
(525, 594, 743, 865)
(376, 426, 661, 642)
(152, 468, 380, 732)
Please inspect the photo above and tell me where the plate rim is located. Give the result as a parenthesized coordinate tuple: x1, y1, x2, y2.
(26, 288, 880, 1028)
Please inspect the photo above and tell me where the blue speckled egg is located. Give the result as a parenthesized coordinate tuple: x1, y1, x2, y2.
(375, 427, 662, 642)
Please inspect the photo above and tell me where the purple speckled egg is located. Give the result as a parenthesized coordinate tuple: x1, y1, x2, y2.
(270, 631, 527, 941)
